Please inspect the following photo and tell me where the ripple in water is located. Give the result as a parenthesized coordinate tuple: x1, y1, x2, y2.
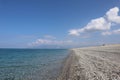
(0, 49, 68, 80)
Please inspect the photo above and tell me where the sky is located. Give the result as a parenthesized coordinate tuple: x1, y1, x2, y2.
(0, 0, 120, 48)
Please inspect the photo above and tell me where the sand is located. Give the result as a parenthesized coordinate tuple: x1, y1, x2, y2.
(57, 44, 120, 80)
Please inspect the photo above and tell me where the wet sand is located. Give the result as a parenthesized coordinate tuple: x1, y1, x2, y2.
(57, 44, 120, 80)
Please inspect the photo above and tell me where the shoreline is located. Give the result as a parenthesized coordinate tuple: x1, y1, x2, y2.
(57, 44, 120, 80)
(57, 50, 79, 80)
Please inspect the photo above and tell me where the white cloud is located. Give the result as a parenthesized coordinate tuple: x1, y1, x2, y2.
(102, 29, 120, 35)
(69, 7, 120, 36)
(113, 29, 120, 34)
(28, 34, 74, 48)
(106, 7, 120, 23)
(101, 31, 112, 35)
(79, 17, 111, 32)
(29, 39, 73, 47)
(69, 29, 80, 36)
(44, 35, 56, 39)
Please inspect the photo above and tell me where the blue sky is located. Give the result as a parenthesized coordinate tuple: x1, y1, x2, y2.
(0, 0, 120, 48)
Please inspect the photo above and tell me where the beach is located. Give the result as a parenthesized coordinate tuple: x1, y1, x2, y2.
(58, 44, 120, 80)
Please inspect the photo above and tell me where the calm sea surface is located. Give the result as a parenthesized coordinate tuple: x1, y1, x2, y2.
(0, 49, 69, 80)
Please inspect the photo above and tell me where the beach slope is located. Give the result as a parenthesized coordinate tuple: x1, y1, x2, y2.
(57, 44, 120, 80)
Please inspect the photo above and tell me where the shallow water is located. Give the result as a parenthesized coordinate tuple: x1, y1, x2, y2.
(0, 49, 68, 80)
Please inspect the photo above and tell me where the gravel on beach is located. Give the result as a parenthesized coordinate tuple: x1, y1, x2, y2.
(57, 44, 120, 80)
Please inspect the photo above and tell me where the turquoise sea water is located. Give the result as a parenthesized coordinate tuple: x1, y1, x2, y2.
(0, 49, 68, 80)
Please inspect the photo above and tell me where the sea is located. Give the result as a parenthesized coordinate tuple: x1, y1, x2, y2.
(0, 49, 69, 80)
